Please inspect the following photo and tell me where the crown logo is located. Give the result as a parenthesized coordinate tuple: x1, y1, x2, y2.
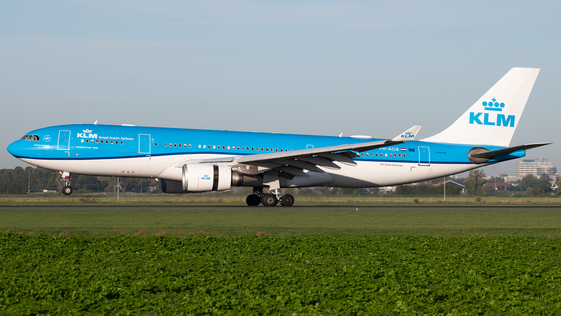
(482, 98, 505, 112)
(83, 129, 92, 133)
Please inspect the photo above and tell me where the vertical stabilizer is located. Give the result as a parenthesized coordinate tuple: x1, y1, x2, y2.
(422, 67, 539, 147)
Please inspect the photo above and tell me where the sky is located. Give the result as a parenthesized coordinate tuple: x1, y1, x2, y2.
(1, 0, 560, 177)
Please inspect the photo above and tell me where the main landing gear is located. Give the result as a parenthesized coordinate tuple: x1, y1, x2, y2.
(60, 171, 73, 195)
(246, 187, 295, 207)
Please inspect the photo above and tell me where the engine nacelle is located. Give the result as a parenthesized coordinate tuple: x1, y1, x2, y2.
(160, 164, 242, 193)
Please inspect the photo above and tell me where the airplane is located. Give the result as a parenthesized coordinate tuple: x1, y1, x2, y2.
(7, 67, 550, 206)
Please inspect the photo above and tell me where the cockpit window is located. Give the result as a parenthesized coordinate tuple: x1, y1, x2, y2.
(21, 135, 40, 141)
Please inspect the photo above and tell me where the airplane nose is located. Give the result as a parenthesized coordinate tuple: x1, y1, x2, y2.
(7, 141, 24, 157)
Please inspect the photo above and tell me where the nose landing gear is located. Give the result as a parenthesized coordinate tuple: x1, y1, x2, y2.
(245, 187, 295, 207)
(62, 185, 73, 195)
(60, 171, 73, 195)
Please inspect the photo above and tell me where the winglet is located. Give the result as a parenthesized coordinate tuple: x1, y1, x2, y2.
(391, 125, 422, 142)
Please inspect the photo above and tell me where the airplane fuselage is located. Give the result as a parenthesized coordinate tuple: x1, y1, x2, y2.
(8, 124, 523, 188)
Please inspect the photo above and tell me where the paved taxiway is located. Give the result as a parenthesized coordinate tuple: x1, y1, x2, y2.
(1, 205, 561, 211)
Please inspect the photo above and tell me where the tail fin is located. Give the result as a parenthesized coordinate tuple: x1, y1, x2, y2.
(422, 67, 540, 147)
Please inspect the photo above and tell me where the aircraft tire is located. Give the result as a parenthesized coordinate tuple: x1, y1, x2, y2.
(280, 194, 295, 206)
(246, 194, 261, 206)
(62, 186, 73, 196)
(261, 194, 278, 207)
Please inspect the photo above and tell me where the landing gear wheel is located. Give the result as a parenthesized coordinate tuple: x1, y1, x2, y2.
(246, 194, 261, 206)
(280, 194, 295, 206)
(62, 186, 73, 196)
(261, 194, 278, 207)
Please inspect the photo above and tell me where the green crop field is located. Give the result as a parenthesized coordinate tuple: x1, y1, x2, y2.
(2, 233, 561, 315)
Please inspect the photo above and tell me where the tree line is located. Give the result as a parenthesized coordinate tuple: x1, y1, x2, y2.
(0, 167, 158, 194)
(460, 170, 556, 196)
(1, 166, 558, 196)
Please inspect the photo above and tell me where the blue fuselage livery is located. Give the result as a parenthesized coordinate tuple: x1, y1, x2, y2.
(9, 124, 520, 166)
(6, 68, 550, 206)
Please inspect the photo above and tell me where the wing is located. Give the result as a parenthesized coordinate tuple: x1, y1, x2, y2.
(203, 126, 422, 178)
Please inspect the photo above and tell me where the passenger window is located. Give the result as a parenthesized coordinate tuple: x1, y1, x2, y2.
(121, 141, 123, 144)
(155, 143, 158, 146)
(404, 154, 407, 158)
(111, 141, 114, 144)
(165, 143, 167, 147)
(189, 144, 192, 148)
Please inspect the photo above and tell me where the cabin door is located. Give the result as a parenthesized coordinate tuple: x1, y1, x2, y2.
(418, 146, 430, 166)
(57, 130, 70, 150)
(139, 134, 151, 154)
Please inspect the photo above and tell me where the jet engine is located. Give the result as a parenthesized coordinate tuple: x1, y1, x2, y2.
(160, 164, 242, 193)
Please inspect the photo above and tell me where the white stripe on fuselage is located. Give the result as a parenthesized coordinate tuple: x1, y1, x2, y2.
(23, 154, 480, 188)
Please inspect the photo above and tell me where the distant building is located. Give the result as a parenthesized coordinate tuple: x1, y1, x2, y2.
(485, 182, 510, 191)
(515, 159, 557, 178)
(379, 186, 396, 193)
(444, 180, 466, 193)
(504, 175, 521, 182)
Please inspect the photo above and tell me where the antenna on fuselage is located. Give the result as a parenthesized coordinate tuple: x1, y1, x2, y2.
(94, 120, 98, 125)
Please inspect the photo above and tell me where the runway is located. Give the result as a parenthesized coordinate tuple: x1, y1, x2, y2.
(1, 205, 561, 211)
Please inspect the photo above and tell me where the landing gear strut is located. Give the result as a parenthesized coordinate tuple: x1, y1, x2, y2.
(60, 171, 73, 195)
(245, 187, 295, 207)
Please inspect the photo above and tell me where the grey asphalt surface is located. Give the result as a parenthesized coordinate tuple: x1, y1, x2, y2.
(1, 205, 561, 211)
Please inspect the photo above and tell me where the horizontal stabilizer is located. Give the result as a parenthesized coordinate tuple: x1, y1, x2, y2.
(470, 142, 551, 159)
